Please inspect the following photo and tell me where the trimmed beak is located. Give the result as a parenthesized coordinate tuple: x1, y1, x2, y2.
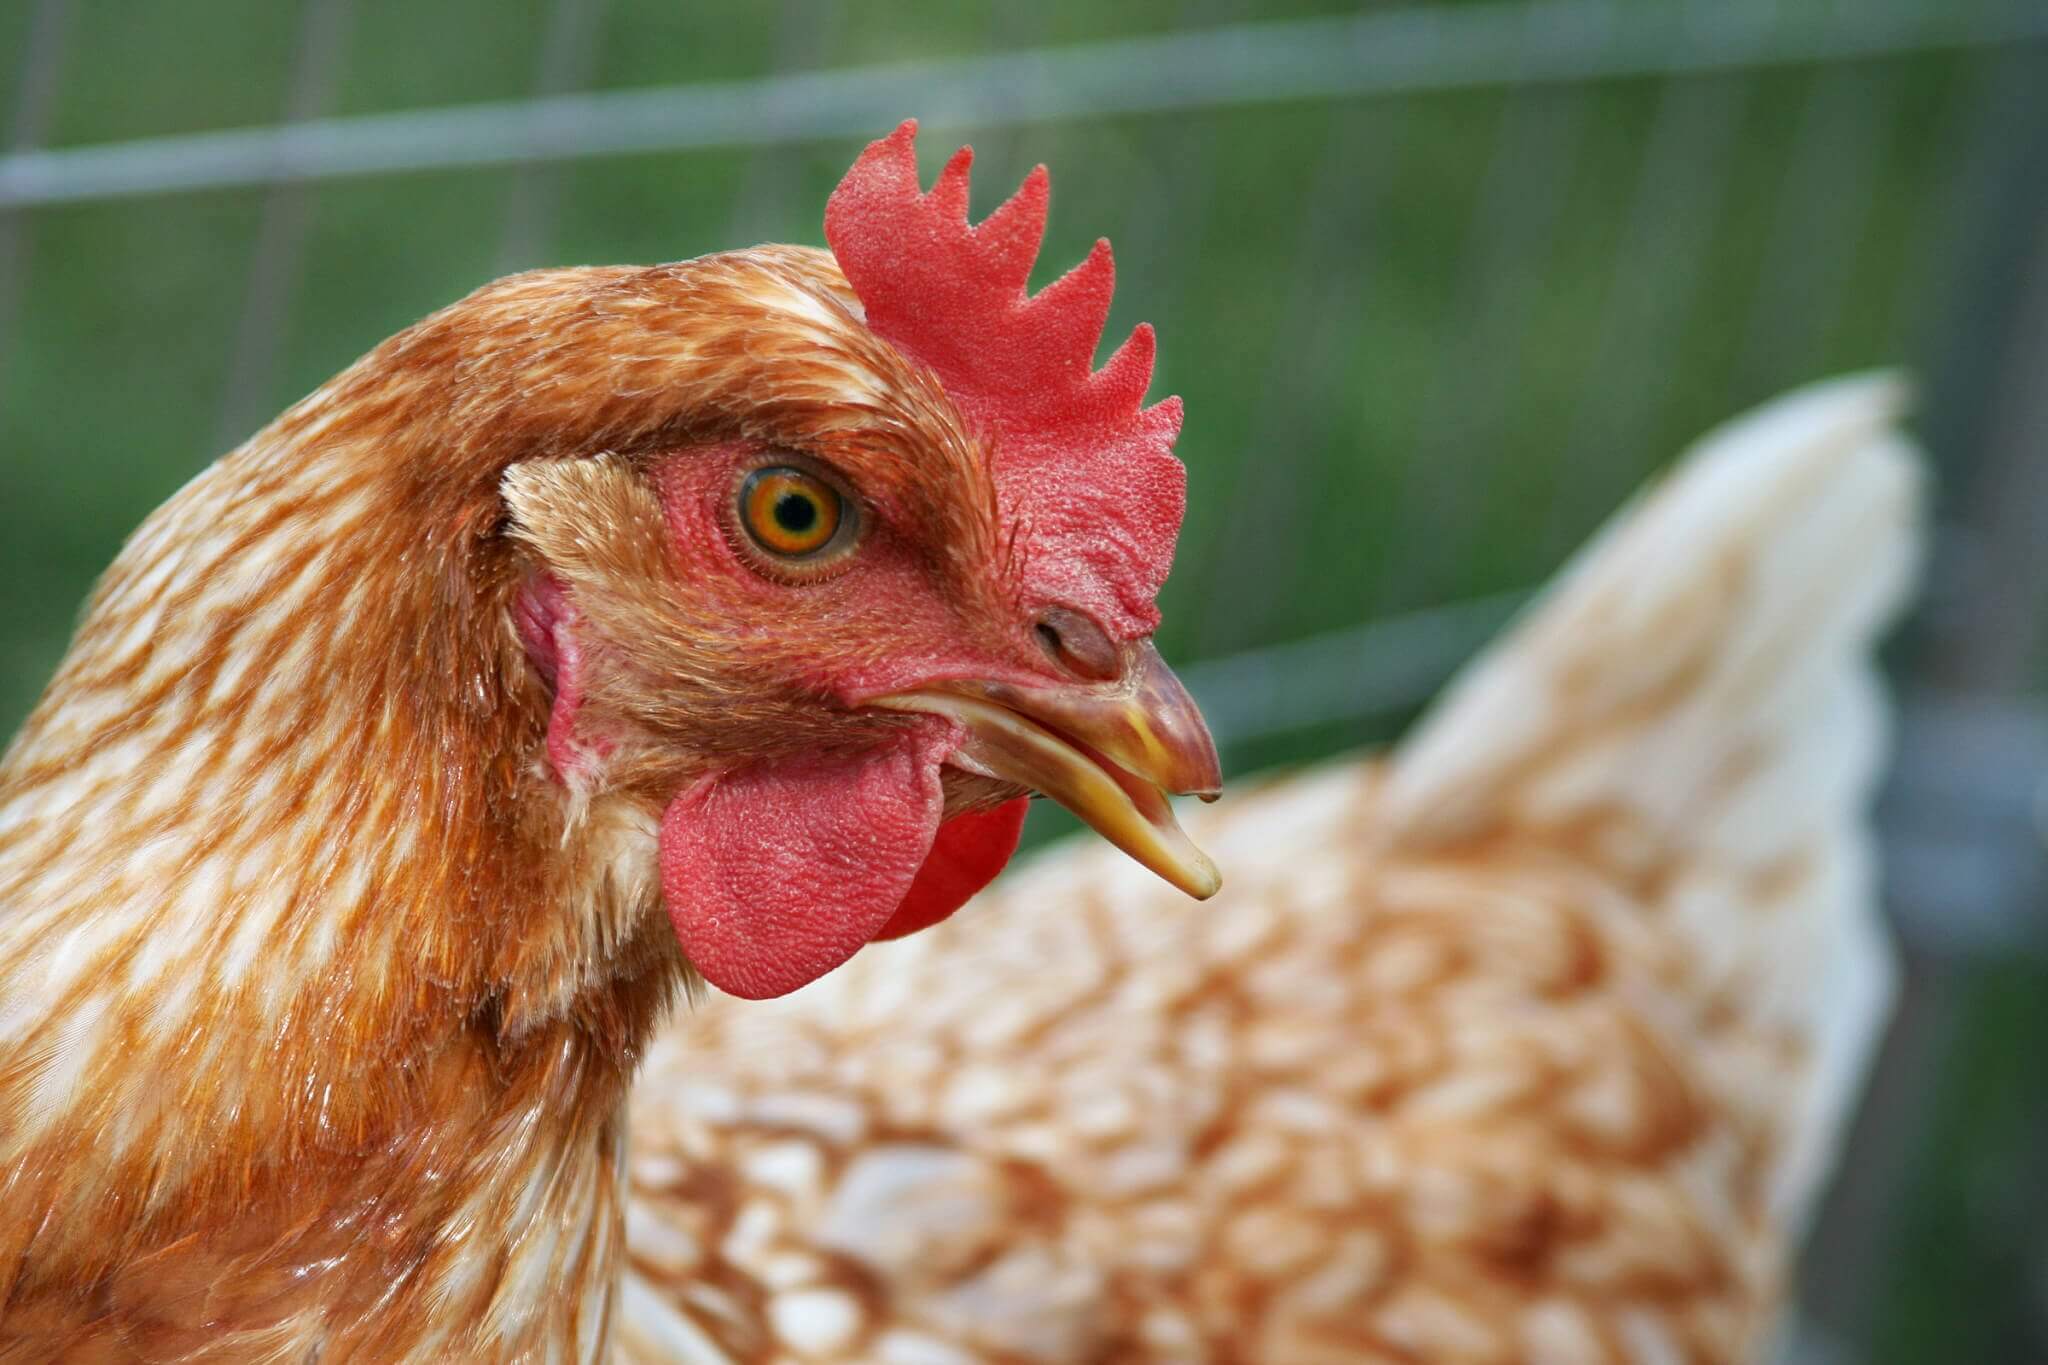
(875, 641, 1223, 899)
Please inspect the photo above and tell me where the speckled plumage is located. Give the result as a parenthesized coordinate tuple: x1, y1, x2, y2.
(616, 376, 1921, 1365)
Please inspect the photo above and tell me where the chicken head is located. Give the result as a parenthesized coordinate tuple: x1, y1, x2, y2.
(496, 122, 1220, 999)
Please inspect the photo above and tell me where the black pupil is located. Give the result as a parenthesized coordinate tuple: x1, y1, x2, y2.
(774, 491, 819, 535)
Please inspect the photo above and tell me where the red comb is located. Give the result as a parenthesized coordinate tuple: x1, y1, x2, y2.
(825, 120, 1186, 639)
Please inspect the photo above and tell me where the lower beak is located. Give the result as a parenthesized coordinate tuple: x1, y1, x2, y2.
(874, 641, 1223, 899)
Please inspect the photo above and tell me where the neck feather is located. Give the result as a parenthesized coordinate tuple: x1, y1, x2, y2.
(0, 291, 686, 1354)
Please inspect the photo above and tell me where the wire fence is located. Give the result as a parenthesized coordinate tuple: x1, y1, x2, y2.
(3, 2, 2044, 209)
(4, 1, 2046, 1359)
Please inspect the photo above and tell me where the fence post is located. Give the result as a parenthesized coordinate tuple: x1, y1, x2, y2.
(1794, 46, 2048, 1359)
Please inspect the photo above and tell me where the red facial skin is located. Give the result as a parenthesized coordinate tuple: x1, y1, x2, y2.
(649, 443, 1043, 704)
(660, 446, 1053, 997)
(525, 440, 1053, 999)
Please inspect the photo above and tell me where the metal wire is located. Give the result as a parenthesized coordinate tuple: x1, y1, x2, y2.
(0, 0, 2040, 211)
(1184, 590, 1526, 745)
(496, 0, 615, 272)
(212, 0, 357, 450)
(1188, 98, 1400, 659)
(0, 0, 72, 396)
(720, 0, 850, 248)
(1538, 1, 1762, 553)
(1732, 61, 1895, 397)
(1369, 3, 1606, 613)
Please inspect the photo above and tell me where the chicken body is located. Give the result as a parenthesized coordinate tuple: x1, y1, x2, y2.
(618, 377, 1921, 1364)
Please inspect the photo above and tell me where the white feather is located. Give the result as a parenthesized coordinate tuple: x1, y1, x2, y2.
(1385, 370, 1923, 1231)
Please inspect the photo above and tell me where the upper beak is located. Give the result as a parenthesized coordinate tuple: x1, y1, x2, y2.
(874, 640, 1223, 899)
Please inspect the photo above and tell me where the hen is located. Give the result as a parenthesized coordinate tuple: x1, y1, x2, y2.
(619, 374, 1922, 1365)
(0, 113, 1919, 1365)
(0, 123, 1222, 1359)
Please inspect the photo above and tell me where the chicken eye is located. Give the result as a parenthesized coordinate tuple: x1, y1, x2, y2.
(739, 467, 845, 559)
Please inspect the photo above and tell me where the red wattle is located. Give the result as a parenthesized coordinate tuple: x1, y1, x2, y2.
(658, 732, 952, 1000)
(873, 797, 1029, 941)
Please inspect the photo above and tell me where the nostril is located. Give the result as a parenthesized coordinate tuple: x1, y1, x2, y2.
(1035, 620, 1065, 660)
(1034, 606, 1121, 682)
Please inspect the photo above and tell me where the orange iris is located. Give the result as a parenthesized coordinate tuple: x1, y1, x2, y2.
(740, 467, 842, 558)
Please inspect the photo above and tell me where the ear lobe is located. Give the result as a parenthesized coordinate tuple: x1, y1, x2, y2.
(502, 453, 696, 696)
(513, 571, 613, 788)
